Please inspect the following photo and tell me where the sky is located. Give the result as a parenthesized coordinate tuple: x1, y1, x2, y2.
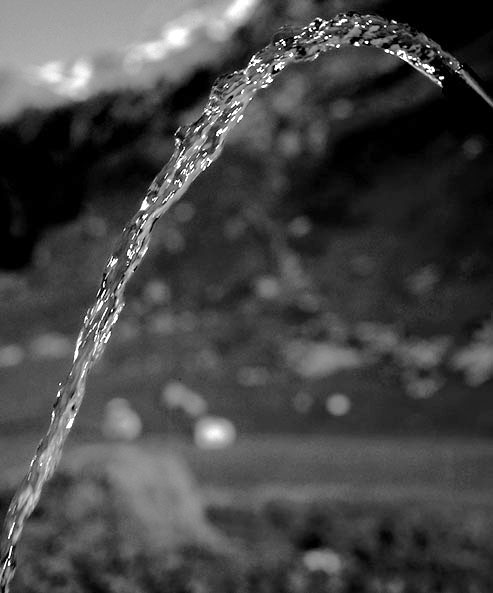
(0, 0, 212, 70)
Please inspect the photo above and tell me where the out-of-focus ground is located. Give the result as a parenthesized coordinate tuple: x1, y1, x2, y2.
(1, 438, 493, 592)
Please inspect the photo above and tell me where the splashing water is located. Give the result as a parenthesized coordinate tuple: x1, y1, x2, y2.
(1, 12, 492, 591)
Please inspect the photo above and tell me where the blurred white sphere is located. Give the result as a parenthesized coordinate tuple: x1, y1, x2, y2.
(303, 548, 343, 574)
(0, 344, 24, 367)
(143, 279, 170, 306)
(102, 398, 143, 441)
(161, 381, 208, 417)
(287, 216, 312, 238)
(194, 416, 236, 450)
(254, 275, 281, 301)
(29, 333, 72, 360)
(325, 393, 351, 416)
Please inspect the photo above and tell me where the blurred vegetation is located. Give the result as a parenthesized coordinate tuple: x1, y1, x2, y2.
(2, 475, 492, 593)
(1, 0, 492, 268)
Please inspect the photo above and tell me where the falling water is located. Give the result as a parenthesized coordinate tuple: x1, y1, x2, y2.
(1, 12, 492, 592)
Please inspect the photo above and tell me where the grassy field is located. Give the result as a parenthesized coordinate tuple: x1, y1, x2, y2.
(167, 435, 493, 504)
(2, 434, 492, 503)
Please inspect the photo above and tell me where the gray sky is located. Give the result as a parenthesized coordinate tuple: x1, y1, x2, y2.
(0, 0, 208, 69)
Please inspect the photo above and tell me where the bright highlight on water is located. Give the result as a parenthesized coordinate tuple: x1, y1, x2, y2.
(1, 12, 492, 592)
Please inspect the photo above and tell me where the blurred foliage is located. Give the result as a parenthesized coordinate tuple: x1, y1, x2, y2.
(1, 0, 493, 438)
(0, 0, 492, 268)
(2, 476, 492, 593)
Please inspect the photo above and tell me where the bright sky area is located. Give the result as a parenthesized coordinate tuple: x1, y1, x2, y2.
(0, 0, 219, 69)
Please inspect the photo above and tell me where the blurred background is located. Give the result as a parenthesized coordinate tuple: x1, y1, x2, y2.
(1, 1, 493, 591)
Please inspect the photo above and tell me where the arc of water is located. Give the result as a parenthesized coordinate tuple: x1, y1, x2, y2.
(1, 12, 492, 592)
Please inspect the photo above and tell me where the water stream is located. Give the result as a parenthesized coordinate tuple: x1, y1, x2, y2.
(1, 12, 492, 592)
